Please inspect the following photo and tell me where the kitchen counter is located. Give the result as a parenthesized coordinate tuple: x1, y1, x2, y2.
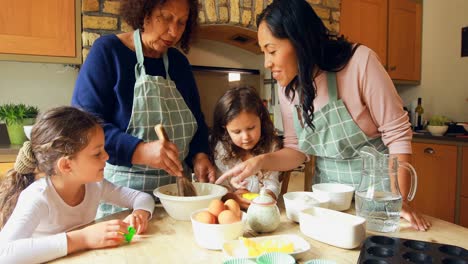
(50, 203, 468, 264)
(0, 144, 20, 162)
(413, 133, 468, 144)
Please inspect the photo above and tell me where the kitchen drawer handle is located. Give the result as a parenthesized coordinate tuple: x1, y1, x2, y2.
(424, 148, 435, 154)
(389, 66, 397, 71)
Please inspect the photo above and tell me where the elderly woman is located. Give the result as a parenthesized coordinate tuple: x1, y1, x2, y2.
(72, 0, 215, 217)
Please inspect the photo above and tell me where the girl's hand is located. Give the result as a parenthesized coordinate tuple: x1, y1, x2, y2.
(224, 189, 251, 210)
(132, 141, 183, 177)
(124, 210, 151, 234)
(401, 202, 431, 231)
(215, 155, 264, 186)
(193, 153, 216, 183)
(69, 220, 129, 252)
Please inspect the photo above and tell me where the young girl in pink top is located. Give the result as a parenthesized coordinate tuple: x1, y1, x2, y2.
(216, 0, 430, 231)
(0, 106, 155, 263)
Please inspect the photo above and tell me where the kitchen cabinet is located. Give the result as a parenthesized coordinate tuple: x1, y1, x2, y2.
(411, 142, 457, 223)
(460, 147, 468, 227)
(340, 0, 422, 82)
(0, 0, 81, 64)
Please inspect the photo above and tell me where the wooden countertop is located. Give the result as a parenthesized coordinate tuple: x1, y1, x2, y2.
(51, 203, 468, 264)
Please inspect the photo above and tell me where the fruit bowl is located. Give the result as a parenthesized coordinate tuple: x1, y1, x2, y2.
(427, 125, 448, 136)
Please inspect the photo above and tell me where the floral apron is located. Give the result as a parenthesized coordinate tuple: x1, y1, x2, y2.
(98, 29, 197, 217)
(293, 72, 387, 189)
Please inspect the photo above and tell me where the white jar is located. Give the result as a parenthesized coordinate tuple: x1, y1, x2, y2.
(246, 189, 280, 233)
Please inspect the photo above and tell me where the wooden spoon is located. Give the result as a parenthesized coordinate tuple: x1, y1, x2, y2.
(154, 124, 197, 197)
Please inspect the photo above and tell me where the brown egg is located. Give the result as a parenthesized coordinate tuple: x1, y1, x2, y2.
(218, 209, 240, 224)
(194, 211, 217, 224)
(224, 199, 241, 218)
(208, 199, 226, 217)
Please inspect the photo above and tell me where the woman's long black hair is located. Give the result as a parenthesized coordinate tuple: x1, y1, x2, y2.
(257, 0, 359, 128)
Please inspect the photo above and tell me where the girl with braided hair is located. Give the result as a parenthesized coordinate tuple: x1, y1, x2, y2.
(0, 106, 155, 263)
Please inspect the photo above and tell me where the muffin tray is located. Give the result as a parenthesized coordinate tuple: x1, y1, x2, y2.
(358, 235, 468, 264)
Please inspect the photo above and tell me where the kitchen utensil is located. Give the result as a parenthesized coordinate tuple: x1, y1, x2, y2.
(246, 188, 280, 233)
(299, 207, 366, 249)
(154, 124, 197, 197)
(153, 182, 227, 220)
(356, 146, 417, 232)
(357, 235, 468, 263)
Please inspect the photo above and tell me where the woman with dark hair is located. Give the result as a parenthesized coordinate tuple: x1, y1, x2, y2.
(72, 0, 215, 217)
(216, 0, 430, 231)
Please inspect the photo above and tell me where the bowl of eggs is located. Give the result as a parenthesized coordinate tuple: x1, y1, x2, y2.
(154, 182, 228, 221)
(191, 199, 246, 250)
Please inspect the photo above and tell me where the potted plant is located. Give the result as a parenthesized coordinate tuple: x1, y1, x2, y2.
(0, 103, 39, 145)
(427, 115, 450, 136)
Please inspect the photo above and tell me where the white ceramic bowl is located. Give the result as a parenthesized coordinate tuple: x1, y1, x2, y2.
(312, 183, 355, 211)
(283, 192, 330, 222)
(299, 207, 366, 249)
(427, 125, 448, 136)
(23, 125, 33, 140)
(191, 208, 246, 250)
(153, 182, 228, 221)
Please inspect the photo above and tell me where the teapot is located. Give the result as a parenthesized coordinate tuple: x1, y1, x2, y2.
(355, 146, 418, 232)
(246, 188, 280, 233)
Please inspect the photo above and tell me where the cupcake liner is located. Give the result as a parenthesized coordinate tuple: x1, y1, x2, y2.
(256, 252, 295, 264)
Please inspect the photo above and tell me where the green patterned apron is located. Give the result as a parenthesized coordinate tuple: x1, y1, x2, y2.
(293, 72, 387, 189)
(98, 29, 197, 217)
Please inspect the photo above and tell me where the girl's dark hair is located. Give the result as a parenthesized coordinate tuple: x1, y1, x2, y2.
(0, 106, 100, 228)
(120, 0, 199, 53)
(257, 0, 359, 128)
(210, 86, 282, 163)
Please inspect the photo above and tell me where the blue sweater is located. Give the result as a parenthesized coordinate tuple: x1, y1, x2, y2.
(72, 34, 209, 167)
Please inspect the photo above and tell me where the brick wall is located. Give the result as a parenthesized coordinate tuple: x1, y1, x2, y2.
(81, 0, 341, 61)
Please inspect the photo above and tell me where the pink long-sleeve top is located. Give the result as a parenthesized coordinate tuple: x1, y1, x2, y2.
(280, 45, 412, 156)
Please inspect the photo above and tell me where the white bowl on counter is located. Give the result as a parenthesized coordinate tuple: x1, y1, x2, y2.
(427, 125, 448, 136)
(312, 183, 355, 211)
(283, 191, 330, 222)
(153, 182, 228, 221)
(299, 207, 366, 249)
(191, 209, 246, 250)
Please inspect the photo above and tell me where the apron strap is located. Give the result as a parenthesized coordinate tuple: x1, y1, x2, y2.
(133, 29, 146, 78)
(133, 29, 170, 80)
(163, 53, 171, 81)
(326, 72, 338, 102)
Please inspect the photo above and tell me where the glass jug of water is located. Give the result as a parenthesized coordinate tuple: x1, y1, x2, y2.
(355, 146, 418, 232)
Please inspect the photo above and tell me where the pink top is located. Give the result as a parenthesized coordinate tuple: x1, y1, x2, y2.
(280, 45, 412, 155)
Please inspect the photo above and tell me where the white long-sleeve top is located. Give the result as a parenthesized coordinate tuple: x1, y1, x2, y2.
(0, 176, 155, 264)
(214, 142, 281, 197)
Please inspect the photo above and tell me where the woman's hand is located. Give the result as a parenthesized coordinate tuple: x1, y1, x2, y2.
(193, 153, 216, 183)
(215, 155, 264, 186)
(224, 189, 252, 210)
(401, 202, 431, 231)
(124, 209, 151, 234)
(132, 141, 183, 177)
(67, 220, 129, 253)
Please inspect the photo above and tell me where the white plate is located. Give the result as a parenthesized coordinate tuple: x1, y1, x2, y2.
(222, 234, 310, 260)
